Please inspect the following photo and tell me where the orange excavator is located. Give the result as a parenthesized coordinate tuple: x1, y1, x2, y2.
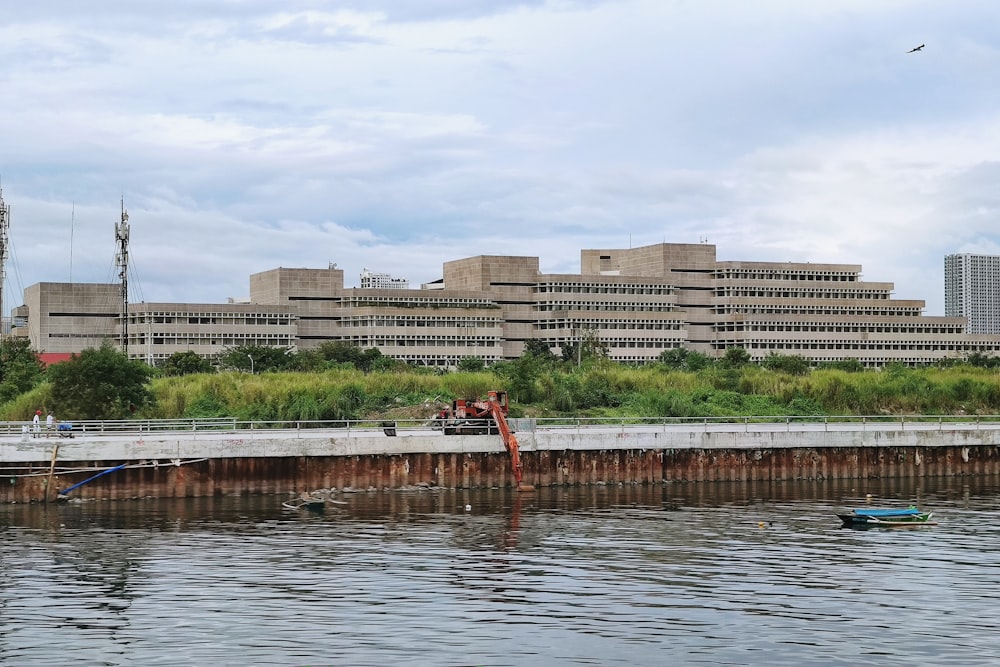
(434, 390, 534, 491)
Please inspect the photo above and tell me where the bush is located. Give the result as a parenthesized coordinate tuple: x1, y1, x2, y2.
(47, 342, 154, 420)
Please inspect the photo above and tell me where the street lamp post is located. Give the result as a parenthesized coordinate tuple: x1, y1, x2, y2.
(247, 354, 254, 374)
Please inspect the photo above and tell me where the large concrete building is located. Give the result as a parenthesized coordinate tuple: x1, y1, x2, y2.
(945, 253, 1000, 335)
(15, 282, 296, 366)
(13, 243, 1000, 368)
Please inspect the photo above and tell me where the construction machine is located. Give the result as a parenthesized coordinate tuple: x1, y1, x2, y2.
(434, 390, 533, 491)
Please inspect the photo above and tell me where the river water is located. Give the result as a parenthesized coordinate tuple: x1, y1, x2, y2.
(2, 476, 999, 666)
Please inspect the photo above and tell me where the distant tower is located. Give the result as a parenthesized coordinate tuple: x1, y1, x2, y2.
(945, 253, 1000, 334)
(0, 185, 8, 336)
(360, 267, 409, 289)
(115, 202, 130, 353)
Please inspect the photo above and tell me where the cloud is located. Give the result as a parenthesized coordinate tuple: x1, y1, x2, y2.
(3, 0, 1000, 321)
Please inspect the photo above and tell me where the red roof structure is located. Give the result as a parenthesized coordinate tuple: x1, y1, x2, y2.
(37, 353, 74, 367)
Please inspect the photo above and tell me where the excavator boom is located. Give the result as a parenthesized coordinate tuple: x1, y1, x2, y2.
(486, 396, 522, 487)
(437, 390, 532, 490)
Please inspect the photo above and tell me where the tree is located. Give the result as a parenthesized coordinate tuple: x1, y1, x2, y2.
(0, 338, 45, 403)
(220, 345, 297, 373)
(561, 341, 580, 364)
(579, 327, 609, 363)
(721, 347, 751, 368)
(457, 356, 486, 372)
(657, 348, 689, 369)
(967, 352, 1000, 369)
(560, 327, 607, 367)
(523, 339, 556, 361)
(314, 341, 384, 372)
(684, 351, 712, 371)
(762, 353, 811, 376)
(162, 351, 215, 376)
(47, 341, 154, 419)
(819, 358, 865, 373)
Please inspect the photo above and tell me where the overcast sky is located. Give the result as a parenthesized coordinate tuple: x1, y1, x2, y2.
(2, 1, 998, 314)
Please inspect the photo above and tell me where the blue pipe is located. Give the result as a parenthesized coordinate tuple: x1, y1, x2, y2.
(59, 463, 128, 495)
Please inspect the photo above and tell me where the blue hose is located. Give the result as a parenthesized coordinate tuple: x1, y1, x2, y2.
(59, 463, 128, 495)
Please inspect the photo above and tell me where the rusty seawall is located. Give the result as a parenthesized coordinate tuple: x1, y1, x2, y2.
(2, 426, 999, 503)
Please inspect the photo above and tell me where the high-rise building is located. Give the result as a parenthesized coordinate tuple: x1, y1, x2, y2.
(945, 254, 1000, 334)
(360, 268, 409, 290)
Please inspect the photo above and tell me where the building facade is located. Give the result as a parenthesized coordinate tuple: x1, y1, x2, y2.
(945, 253, 1000, 334)
(15, 282, 296, 366)
(14, 243, 1000, 368)
(359, 268, 409, 290)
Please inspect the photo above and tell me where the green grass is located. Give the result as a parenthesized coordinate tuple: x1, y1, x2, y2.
(9, 362, 1000, 422)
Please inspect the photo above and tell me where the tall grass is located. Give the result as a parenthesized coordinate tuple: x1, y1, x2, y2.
(16, 362, 1000, 422)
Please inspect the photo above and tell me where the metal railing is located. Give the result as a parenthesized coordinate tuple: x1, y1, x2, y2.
(5, 414, 1000, 438)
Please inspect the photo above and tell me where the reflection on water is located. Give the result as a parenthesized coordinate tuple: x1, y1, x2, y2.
(2, 477, 1000, 666)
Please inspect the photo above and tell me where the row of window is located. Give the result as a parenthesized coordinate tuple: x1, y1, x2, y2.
(536, 285, 673, 295)
(48, 333, 111, 339)
(725, 341, 1000, 352)
(341, 316, 500, 327)
(715, 306, 923, 316)
(538, 304, 676, 312)
(715, 289, 889, 300)
(717, 324, 966, 334)
(133, 313, 293, 322)
(347, 338, 499, 347)
(715, 270, 857, 281)
(130, 335, 293, 346)
(343, 297, 494, 308)
(135, 317, 292, 326)
(536, 321, 683, 331)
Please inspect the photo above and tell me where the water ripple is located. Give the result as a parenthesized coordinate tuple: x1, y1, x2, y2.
(3, 478, 1000, 665)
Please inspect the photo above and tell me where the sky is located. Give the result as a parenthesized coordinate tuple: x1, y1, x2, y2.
(2, 1, 999, 315)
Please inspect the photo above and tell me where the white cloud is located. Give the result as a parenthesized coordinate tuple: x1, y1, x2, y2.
(2, 0, 1000, 319)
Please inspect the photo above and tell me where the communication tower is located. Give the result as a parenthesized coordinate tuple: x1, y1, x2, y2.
(0, 185, 9, 336)
(115, 201, 130, 353)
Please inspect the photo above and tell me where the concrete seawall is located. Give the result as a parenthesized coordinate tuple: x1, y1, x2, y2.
(2, 423, 1000, 503)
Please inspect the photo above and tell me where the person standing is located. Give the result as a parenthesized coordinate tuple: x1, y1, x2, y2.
(32, 410, 41, 438)
(46, 412, 54, 437)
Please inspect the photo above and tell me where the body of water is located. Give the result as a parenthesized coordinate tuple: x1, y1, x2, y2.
(2, 476, 999, 666)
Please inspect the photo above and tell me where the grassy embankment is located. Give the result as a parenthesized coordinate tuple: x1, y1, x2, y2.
(141, 363, 1000, 421)
(8, 362, 1000, 422)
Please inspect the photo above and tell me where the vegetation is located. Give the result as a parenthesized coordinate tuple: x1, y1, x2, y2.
(136, 355, 1000, 422)
(219, 344, 298, 373)
(6, 339, 1000, 423)
(162, 351, 216, 376)
(0, 338, 45, 403)
(45, 341, 155, 420)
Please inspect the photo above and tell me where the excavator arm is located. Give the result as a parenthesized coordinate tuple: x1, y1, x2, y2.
(486, 392, 533, 491)
(487, 398, 522, 487)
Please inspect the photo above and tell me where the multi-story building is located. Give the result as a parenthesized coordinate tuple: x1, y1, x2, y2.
(945, 253, 1000, 334)
(250, 266, 503, 367)
(359, 268, 409, 290)
(14, 243, 1000, 368)
(15, 282, 296, 366)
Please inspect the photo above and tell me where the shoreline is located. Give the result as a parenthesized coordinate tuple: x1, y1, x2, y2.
(3, 421, 999, 503)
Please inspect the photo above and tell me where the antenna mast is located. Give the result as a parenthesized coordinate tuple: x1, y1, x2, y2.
(0, 183, 9, 338)
(115, 200, 130, 354)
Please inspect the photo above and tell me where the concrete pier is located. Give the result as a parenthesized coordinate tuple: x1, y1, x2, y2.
(2, 421, 999, 502)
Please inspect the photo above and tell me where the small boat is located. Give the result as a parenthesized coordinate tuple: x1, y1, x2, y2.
(837, 507, 937, 528)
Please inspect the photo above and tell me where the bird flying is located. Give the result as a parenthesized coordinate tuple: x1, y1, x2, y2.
(907, 44, 925, 53)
